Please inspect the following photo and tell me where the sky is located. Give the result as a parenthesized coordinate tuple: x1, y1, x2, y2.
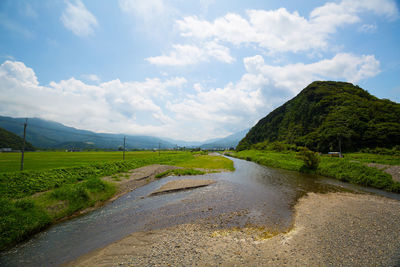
(0, 0, 399, 141)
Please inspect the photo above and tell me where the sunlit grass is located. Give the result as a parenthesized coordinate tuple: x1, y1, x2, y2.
(344, 153, 400, 165)
(176, 155, 235, 171)
(155, 168, 206, 178)
(0, 151, 183, 173)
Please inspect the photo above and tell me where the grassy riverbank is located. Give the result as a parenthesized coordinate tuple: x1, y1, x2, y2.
(229, 150, 400, 193)
(0, 151, 232, 250)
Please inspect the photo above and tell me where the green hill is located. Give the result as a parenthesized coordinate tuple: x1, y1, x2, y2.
(238, 81, 400, 152)
(0, 127, 35, 151)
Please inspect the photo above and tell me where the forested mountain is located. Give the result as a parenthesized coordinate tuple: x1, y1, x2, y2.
(237, 81, 400, 152)
(0, 127, 35, 151)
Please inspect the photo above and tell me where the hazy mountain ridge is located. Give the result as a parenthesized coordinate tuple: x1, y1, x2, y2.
(200, 129, 249, 149)
(0, 116, 247, 150)
(238, 81, 400, 152)
(0, 116, 175, 149)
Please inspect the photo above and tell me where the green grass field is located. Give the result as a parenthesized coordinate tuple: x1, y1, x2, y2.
(0, 151, 233, 250)
(0, 151, 179, 173)
(176, 154, 235, 171)
(344, 153, 400, 165)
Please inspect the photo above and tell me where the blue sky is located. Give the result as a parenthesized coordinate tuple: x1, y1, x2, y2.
(0, 0, 399, 141)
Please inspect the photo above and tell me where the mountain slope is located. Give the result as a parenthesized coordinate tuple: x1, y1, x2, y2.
(238, 81, 400, 152)
(0, 127, 35, 151)
(200, 129, 249, 149)
(0, 116, 174, 149)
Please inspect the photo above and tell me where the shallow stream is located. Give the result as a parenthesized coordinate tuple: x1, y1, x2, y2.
(1, 156, 399, 266)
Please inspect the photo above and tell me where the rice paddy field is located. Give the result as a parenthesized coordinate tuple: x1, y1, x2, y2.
(0, 151, 177, 173)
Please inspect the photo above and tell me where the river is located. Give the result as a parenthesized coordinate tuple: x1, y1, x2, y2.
(1, 157, 399, 266)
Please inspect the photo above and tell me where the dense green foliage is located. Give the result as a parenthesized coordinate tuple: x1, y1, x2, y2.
(0, 127, 35, 151)
(0, 177, 116, 250)
(155, 168, 206, 178)
(238, 81, 400, 152)
(230, 150, 400, 193)
(0, 198, 50, 250)
(297, 147, 320, 170)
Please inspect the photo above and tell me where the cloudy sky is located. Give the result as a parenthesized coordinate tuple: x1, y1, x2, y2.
(0, 0, 399, 141)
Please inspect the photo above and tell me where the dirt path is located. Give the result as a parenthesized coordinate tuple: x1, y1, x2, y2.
(67, 192, 400, 266)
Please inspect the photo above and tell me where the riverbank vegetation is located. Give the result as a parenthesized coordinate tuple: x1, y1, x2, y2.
(229, 147, 400, 193)
(0, 151, 232, 250)
(155, 168, 206, 178)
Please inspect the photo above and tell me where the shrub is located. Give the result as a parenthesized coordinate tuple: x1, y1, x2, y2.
(0, 198, 50, 250)
(297, 147, 320, 170)
(270, 141, 285, 152)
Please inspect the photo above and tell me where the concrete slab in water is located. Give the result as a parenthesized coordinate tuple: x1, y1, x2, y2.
(150, 179, 216, 196)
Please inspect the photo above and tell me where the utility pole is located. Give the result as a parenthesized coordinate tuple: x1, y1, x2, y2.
(123, 136, 126, 160)
(20, 118, 27, 171)
(158, 142, 160, 156)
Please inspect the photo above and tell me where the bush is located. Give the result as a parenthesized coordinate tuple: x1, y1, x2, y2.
(271, 141, 285, 152)
(0, 198, 50, 250)
(297, 147, 320, 170)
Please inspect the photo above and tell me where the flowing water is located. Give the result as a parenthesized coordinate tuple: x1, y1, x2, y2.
(1, 157, 399, 266)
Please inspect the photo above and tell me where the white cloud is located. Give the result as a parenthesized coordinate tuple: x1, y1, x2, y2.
(175, 0, 398, 53)
(165, 52, 380, 138)
(60, 0, 98, 37)
(359, 24, 378, 33)
(119, 0, 165, 20)
(0, 55, 381, 140)
(146, 41, 234, 66)
(242, 53, 380, 94)
(82, 74, 101, 83)
(0, 60, 185, 136)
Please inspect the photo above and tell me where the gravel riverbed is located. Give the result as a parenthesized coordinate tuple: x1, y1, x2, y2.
(67, 192, 400, 266)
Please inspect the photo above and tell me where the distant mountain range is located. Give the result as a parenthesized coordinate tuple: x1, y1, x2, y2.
(200, 129, 249, 149)
(238, 81, 400, 152)
(0, 116, 247, 150)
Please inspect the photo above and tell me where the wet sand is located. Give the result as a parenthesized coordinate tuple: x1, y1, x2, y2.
(67, 192, 400, 266)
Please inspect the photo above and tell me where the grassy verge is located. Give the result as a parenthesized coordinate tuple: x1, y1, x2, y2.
(344, 153, 400, 165)
(0, 152, 233, 250)
(155, 168, 206, 178)
(229, 150, 400, 193)
(176, 155, 235, 171)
